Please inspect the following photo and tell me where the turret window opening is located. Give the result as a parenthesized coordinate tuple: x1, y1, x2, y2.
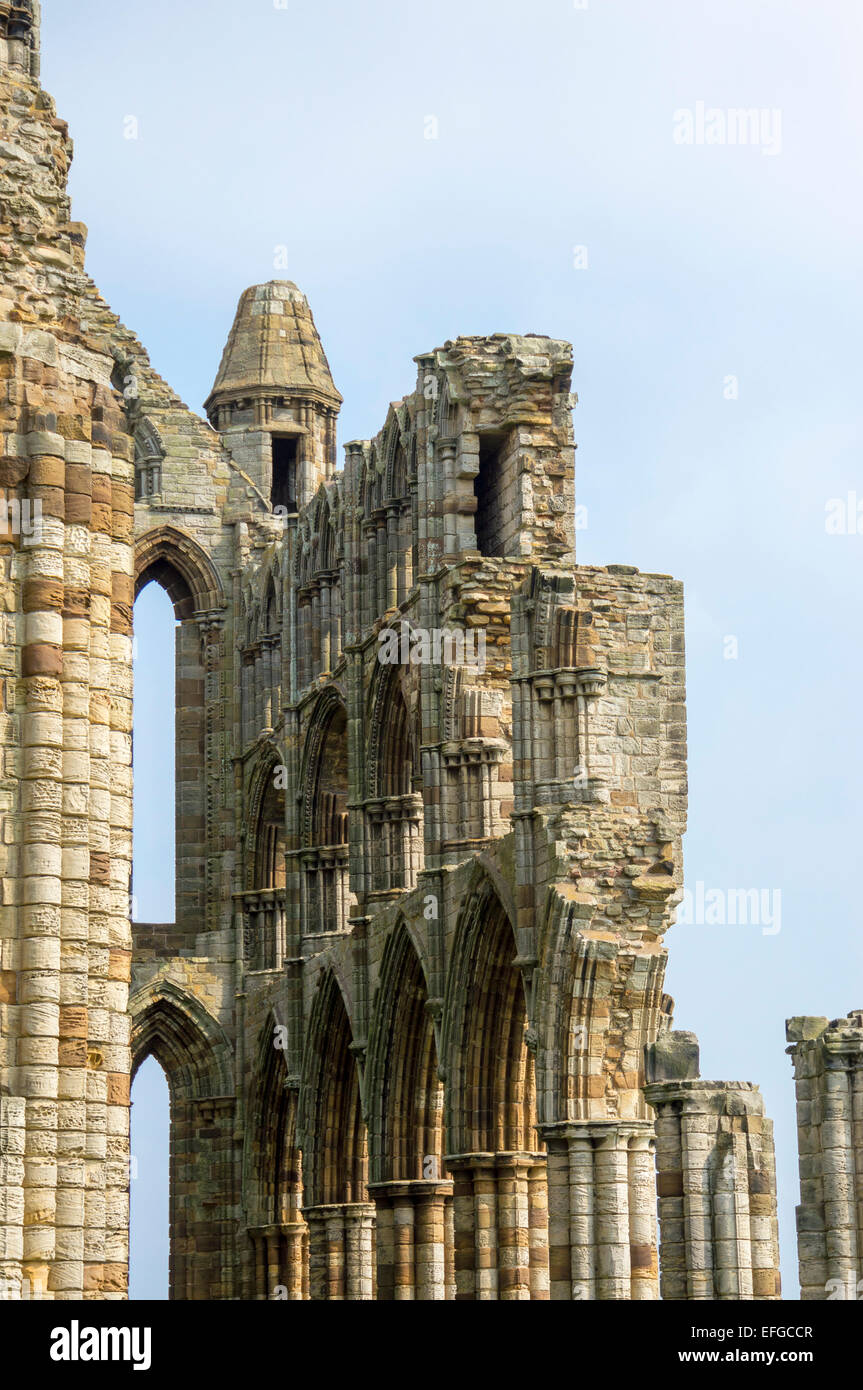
(272, 435, 298, 513)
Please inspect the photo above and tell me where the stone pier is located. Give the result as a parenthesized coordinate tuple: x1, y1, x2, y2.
(644, 1032, 781, 1301)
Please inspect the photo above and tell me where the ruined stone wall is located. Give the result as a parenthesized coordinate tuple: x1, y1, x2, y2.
(215, 328, 698, 1301)
(0, 7, 804, 1305)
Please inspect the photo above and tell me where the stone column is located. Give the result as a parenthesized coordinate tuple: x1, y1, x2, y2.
(385, 506, 398, 611)
(260, 636, 274, 731)
(175, 618, 206, 935)
(786, 1012, 863, 1300)
(541, 1121, 658, 1301)
(0, 1096, 25, 1299)
(446, 1152, 548, 1300)
(87, 432, 133, 1300)
(19, 433, 66, 1302)
(644, 1031, 781, 1301)
(280, 1221, 308, 1300)
(305, 1202, 375, 1300)
(319, 581, 331, 675)
(371, 1180, 452, 1300)
(248, 1221, 307, 1299)
(495, 1154, 534, 1299)
(102, 436, 134, 1302)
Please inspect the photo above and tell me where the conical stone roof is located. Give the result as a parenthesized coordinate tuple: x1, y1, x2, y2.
(206, 281, 342, 416)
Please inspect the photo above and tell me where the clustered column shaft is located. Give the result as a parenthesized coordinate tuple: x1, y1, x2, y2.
(371, 1181, 454, 1300)
(541, 1121, 658, 1301)
(304, 1203, 376, 1300)
(644, 1036, 781, 1303)
(786, 1012, 863, 1299)
(446, 1152, 549, 1300)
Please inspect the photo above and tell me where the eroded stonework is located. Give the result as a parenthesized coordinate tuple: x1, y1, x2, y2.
(0, 5, 797, 1302)
(786, 1013, 863, 1301)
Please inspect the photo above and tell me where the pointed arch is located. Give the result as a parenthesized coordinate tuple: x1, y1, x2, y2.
(298, 970, 367, 1208)
(534, 890, 668, 1127)
(365, 657, 423, 897)
(301, 688, 349, 848)
(366, 920, 442, 1185)
(241, 1014, 308, 1298)
(442, 876, 537, 1155)
(298, 690, 351, 934)
(383, 408, 410, 504)
(135, 525, 225, 618)
(246, 745, 286, 892)
(133, 418, 165, 500)
(130, 978, 233, 1096)
(310, 486, 338, 575)
(243, 1015, 300, 1211)
(247, 557, 283, 732)
(294, 493, 341, 686)
(129, 979, 237, 1300)
(366, 655, 418, 799)
(380, 673, 411, 795)
(133, 528, 225, 935)
(263, 571, 279, 635)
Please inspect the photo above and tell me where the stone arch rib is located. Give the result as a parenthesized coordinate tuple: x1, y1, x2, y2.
(134, 524, 225, 618)
(535, 890, 669, 1127)
(130, 979, 233, 1099)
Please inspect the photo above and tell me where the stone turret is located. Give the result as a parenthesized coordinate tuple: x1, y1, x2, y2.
(205, 281, 342, 513)
(0, 0, 39, 78)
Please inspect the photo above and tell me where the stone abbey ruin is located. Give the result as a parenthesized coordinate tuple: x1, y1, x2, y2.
(1, 4, 861, 1301)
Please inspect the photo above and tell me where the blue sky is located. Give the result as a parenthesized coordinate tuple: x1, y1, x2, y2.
(41, 0, 863, 1299)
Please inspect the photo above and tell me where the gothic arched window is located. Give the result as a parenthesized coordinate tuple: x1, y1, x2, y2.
(134, 420, 165, 501)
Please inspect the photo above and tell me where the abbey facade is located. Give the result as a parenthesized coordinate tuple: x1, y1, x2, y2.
(0, 4, 858, 1302)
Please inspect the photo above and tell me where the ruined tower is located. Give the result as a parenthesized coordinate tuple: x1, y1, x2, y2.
(205, 283, 342, 514)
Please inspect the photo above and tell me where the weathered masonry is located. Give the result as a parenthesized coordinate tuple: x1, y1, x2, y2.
(0, 3, 846, 1303)
(786, 1013, 863, 1301)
